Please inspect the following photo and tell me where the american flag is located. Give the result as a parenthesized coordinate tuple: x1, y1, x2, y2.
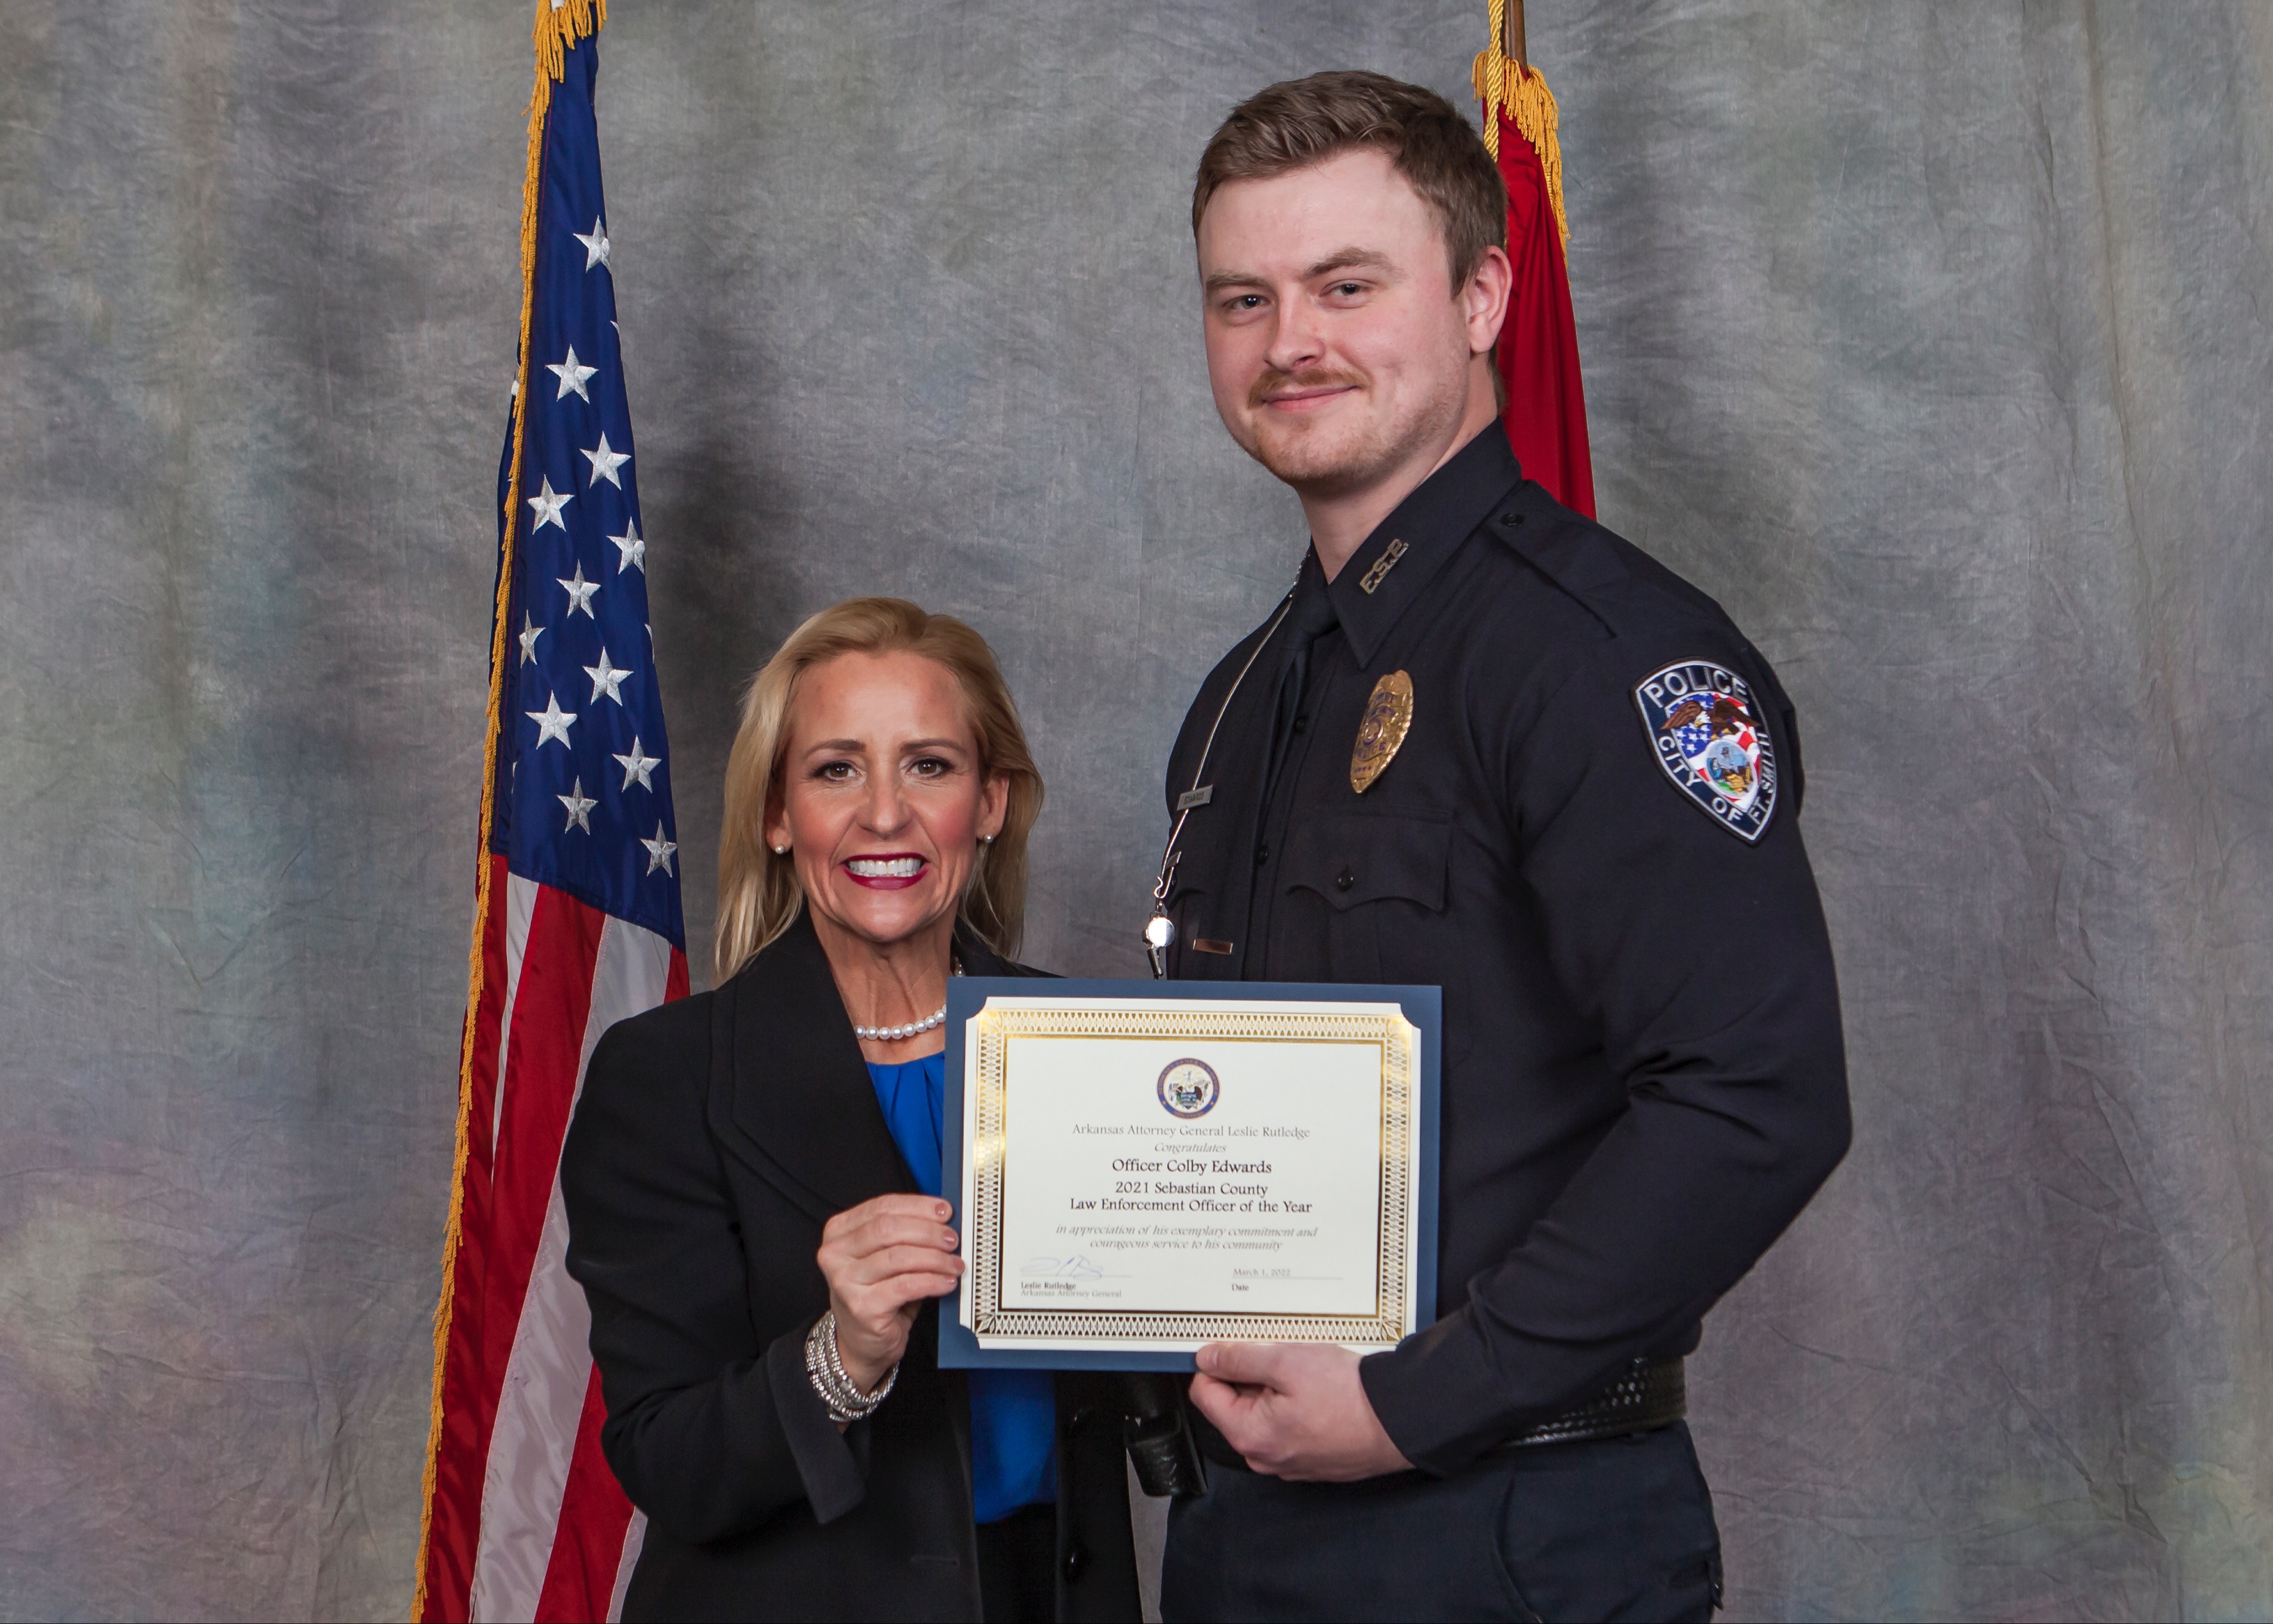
(416, 7, 686, 1620)
(1674, 715, 1754, 763)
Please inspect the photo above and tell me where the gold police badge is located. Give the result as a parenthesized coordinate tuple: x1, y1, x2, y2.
(1350, 670, 1414, 794)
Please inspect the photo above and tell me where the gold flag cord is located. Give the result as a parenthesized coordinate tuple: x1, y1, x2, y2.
(1473, 0, 1570, 245)
(409, 1, 607, 1618)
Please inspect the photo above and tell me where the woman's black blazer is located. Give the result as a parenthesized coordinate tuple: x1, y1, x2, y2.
(561, 913, 1141, 1622)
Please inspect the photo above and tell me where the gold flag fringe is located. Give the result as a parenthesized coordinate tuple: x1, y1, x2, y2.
(409, 1, 606, 1619)
(1472, 1, 1568, 247)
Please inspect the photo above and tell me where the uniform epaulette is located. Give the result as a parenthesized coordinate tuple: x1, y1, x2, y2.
(1487, 483, 1735, 641)
(1481, 485, 1628, 637)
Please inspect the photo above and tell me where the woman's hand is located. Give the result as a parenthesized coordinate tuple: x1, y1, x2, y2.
(817, 1194, 964, 1394)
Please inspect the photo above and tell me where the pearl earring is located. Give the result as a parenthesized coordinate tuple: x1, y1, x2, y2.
(773, 845, 790, 856)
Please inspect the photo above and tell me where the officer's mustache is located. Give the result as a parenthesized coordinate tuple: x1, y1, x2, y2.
(1249, 367, 1368, 410)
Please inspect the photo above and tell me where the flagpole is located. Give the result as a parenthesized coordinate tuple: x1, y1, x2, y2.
(1501, 0, 1526, 72)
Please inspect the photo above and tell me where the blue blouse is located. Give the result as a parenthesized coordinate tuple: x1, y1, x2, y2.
(866, 1051, 1057, 1524)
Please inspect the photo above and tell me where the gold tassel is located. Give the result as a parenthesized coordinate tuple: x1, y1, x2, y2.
(1471, 17, 1569, 247)
(1476, 0, 1511, 157)
(409, 1, 607, 1618)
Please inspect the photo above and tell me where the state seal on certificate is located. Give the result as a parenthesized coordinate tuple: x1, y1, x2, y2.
(939, 979, 1442, 1371)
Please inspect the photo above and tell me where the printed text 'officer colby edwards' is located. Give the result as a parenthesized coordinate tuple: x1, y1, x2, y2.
(1150, 72, 1851, 1624)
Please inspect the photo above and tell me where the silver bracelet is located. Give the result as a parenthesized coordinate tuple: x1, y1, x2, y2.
(804, 1310, 898, 1423)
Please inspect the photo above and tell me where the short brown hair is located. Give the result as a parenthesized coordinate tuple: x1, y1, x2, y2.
(1192, 70, 1507, 288)
(714, 598, 1044, 980)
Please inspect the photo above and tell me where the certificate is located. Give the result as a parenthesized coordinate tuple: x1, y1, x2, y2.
(939, 978, 1441, 1371)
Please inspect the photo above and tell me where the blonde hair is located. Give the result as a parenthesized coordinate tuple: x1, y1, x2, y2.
(714, 597, 1043, 983)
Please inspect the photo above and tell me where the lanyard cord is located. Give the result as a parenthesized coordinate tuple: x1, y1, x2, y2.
(1146, 588, 1297, 976)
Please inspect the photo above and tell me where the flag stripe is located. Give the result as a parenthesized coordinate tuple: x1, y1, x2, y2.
(472, 916, 672, 1619)
(492, 873, 542, 1153)
(463, 887, 605, 1587)
(533, 1368, 637, 1623)
(608, 1513, 647, 1622)
(471, 1177, 590, 1621)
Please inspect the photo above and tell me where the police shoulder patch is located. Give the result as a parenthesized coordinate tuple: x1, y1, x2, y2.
(1632, 659, 1778, 843)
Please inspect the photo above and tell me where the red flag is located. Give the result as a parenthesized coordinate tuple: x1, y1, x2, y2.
(1474, 44, 1595, 518)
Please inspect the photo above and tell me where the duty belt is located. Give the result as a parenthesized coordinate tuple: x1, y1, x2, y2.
(1162, 1355, 1689, 1492)
(1497, 1356, 1687, 1451)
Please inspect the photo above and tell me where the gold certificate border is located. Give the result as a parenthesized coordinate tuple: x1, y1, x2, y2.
(965, 1001, 1421, 1348)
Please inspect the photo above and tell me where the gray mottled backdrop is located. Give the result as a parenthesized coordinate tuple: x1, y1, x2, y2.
(3, 2, 2268, 1618)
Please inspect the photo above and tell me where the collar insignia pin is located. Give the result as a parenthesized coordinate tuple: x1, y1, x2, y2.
(1350, 670, 1414, 794)
(1357, 538, 1408, 595)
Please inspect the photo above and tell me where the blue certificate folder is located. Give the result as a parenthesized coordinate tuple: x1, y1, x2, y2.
(938, 978, 1442, 1372)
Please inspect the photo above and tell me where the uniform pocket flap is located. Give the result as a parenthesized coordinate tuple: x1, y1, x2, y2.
(1282, 814, 1452, 913)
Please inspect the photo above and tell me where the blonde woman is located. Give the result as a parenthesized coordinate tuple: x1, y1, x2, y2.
(562, 599, 1139, 1623)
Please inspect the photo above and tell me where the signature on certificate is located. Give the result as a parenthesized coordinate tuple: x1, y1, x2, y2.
(1019, 1254, 1104, 1280)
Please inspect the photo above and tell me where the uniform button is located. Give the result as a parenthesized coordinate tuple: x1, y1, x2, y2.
(1335, 866, 1354, 891)
(1500, 509, 1524, 525)
(1063, 1543, 1091, 1583)
(1254, 844, 1270, 866)
(1292, 714, 1307, 734)
(1067, 1404, 1095, 1435)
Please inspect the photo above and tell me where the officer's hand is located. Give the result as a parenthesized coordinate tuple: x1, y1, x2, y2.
(1188, 1341, 1413, 1482)
(817, 1194, 964, 1395)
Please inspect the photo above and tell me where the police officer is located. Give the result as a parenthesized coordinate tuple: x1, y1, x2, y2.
(1150, 72, 1851, 1622)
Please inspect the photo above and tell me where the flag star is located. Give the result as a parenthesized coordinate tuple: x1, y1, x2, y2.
(581, 430, 630, 489)
(608, 519, 645, 574)
(558, 776, 597, 834)
(572, 217, 611, 272)
(558, 561, 600, 618)
(526, 692, 577, 749)
(526, 475, 572, 532)
(517, 611, 545, 664)
(546, 344, 597, 400)
(641, 822, 678, 877)
(613, 736, 660, 791)
(584, 647, 632, 705)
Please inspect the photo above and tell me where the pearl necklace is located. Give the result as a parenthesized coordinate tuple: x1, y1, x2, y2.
(852, 959, 960, 1044)
(854, 1004, 947, 1043)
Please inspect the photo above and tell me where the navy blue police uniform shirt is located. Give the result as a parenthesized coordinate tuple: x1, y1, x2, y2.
(1159, 423, 1851, 1475)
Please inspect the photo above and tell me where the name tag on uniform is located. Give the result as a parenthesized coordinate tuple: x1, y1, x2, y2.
(938, 978, 1442, 1371)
